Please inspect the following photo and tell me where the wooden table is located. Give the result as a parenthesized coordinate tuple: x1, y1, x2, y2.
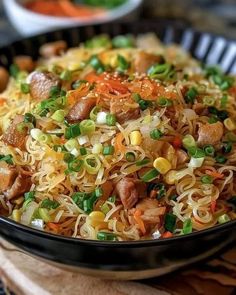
(0, 240, 236, 295)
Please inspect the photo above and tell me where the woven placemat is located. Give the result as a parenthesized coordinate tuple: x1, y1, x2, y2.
(0, 240, 236, 295)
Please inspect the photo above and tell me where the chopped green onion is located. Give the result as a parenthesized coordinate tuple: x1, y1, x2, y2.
(38, 208, 51, 223)
(97, 231, 117, 241)
(49, 85, 61, 98)
(170, 195, 178, 201)
(183, 219, 192, 234)
(85, 35, 111, 49)
(117, 54, 130, 72)
(23, 191, 35, 208)
(188, 146, 205, 158)
(9, 64, 20, 78)
(112, 35, 134, 48)
(148, 63, 173, 80)
(16, 122, 33, 133)
(140, 168, 160, 182)
(208, 115, 219, 124)
(139, 99, 152, 110)
(218, 214, 230, 224)
(41, 198, 60, 209)
(222, 141, 232, 154)
(84, 154, 101, 174)
(21, 83, 30, 94)
(51, 109, 65, 122)
(208, 106, 228, 121)
(164, 213, 176, 232)
(92, 143, 103, 154)
(64, 139, 79, 152)
(60, 69, 72, 81)
(182, 134, 196, 149)
(101, 203, 110, 214)
(125, 152, 136, 162)
(72, 79, 87, 90)
(53, 145, 66, 152)
(201, 175, 213, 184)
(63, 153, 75, 163)
(221, 94, 228, 108)
(136, 158, 150, 166)
(132, 93, 141, 102)
(108, 195, 116, 203)
(152, 183, 166, 200)
(95, 187, 103, 197)
(89, 55, 105, 73)
(24, 113, 36, 127)
(72, 192, 87, 207)
(184, 87, 198, 104)
(65, 123, 81, 139)
(106, 114, 116, 126)
(0, 154, 13, 165)
(80, 119, 95, 135)
(203, 145, 215, 157)
(103, 145, 114, 155)
(68, 159, 83, 173)
(83, 193, 99, 213)
(203, 96, 215, 106)
(150, 129, 163, 140)
(157, 97, 173, 107)
(215, 154, 227, 164)
(80, 147, 87, 155)
(90, 106, 101, 121)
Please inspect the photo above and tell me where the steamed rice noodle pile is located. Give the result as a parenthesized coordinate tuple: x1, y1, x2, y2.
(0, 33, 235, 241)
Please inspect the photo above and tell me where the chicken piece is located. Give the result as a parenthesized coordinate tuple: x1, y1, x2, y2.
(0, 67, 9, 93)
(0, 162, 17, 192)
(110, 98, 140, 124)
(176, 149, 188, 165)
(65, 96, 96, 123)
(134, 51, 164, 73)
(2, 115, 27, 149)
(115, 178, 147, 209)
(5, 172, 31, 200)
(39, 41, 67, 58)
(197, 121, 224, 146)
(136, 198, 166, 223)
(29, 71, 61, 101)
(14, 56, 35, 72)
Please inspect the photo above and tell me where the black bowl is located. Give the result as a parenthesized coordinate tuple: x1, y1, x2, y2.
(0, 21, 236, 280)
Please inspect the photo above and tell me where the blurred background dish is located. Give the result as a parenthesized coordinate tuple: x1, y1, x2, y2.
(3, 0, 142, 36)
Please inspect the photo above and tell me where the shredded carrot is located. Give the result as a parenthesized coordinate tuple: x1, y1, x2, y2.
(172, 136, 182, 149)
(0, 98, 6, 106)
(60, 136, 66, 144)
(133, 209, 146, 235)
(210, 200, 217, 213)
(114, 132, 126, 153)
(206, 170, 224, 179)
(59, 0, 102, 18)
(47, 222, 60, 232)
(162, 231, 173, 238)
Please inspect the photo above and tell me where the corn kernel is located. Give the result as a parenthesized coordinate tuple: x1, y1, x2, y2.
(130, 130, 142, 146)
(12, 209, 21, 222)
(153, 157, 172, 174)
(224, 118, 236, 131)
(88, 211, 105, 227)
(164, 170, 178, 184)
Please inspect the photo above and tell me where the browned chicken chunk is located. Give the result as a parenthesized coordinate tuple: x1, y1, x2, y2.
(134, 52, 164, 73)
(2, 115, 27, 149)
(65, 96, 96, 123)
(197, 121, 224, 146)
(136, 198, 166, 223)
(29, 71, 61, 101)
(0, 67, 9, 93)
(110, 98, 140, 124)
(14, 56, 35, 72)
(39, 41, 67, 58)
(0, 163, 31, 200)
(115, 178, 147, 209)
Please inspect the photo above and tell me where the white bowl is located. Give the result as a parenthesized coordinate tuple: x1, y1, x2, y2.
(3, 0, 142, 37)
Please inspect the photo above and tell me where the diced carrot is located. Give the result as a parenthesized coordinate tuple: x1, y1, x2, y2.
(172, 136, 182, 149)
(205, 170, 224, 179)
(162, 231, 173, 238)
(0, 98, 6, 106)
(210, 200, 217, 213)
(47, 222, 60, 232)
(134, 209, 146, 235)
(114, 132, 126, 153)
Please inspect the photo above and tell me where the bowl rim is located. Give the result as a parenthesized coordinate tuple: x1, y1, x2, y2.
(3, 0, 143, 23)
(0, 21, 235, 247)
(1, 216, 236, 247)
